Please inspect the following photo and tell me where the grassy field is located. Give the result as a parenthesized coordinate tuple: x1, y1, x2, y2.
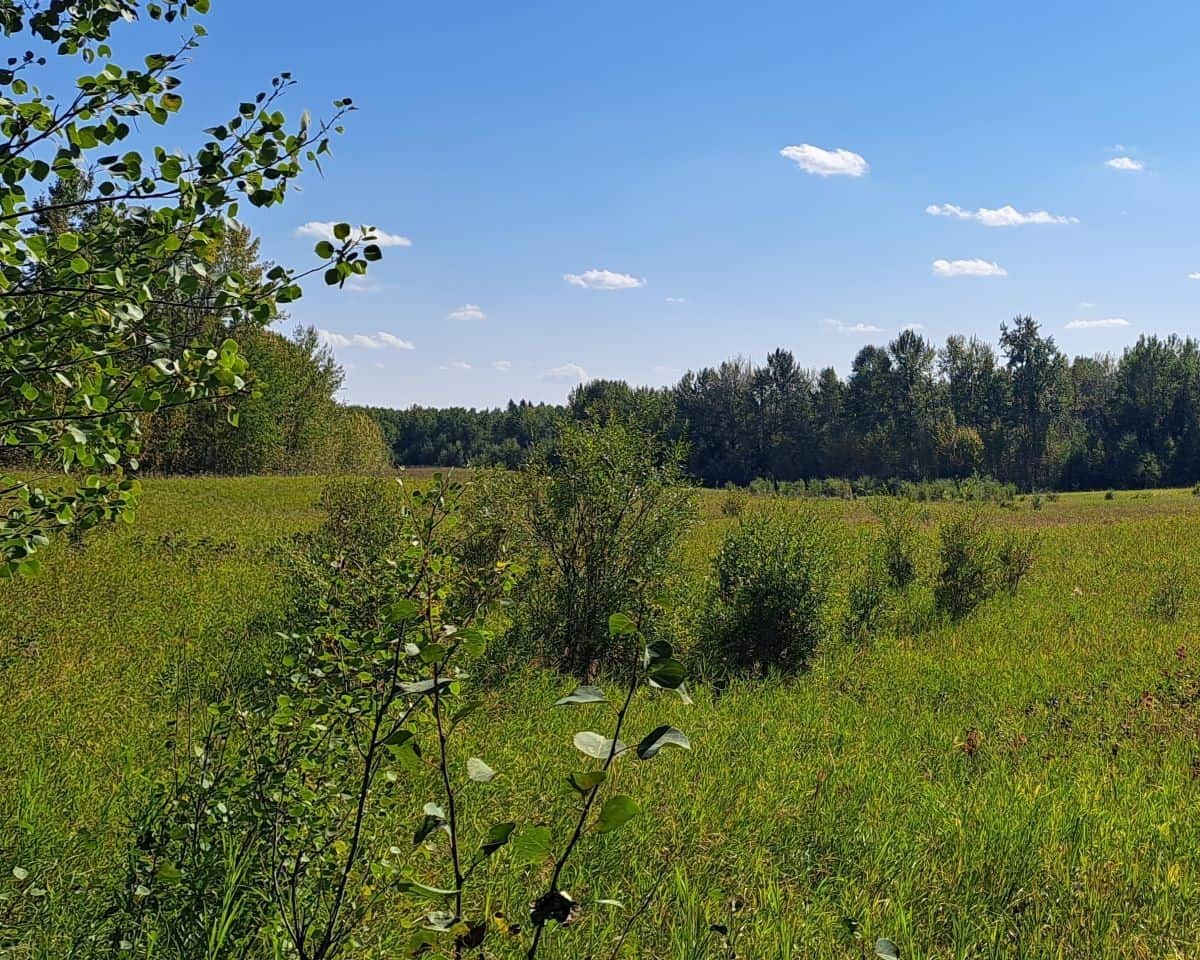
(3, 479, 1200, 958)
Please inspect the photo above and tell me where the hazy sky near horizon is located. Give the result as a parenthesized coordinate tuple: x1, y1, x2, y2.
(154, 1, 1200, 407)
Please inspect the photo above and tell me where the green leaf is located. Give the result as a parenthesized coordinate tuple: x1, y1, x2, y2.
(595, 795, 639, 833)
(467, 757, 496, 783)
(414, 802, 447, 844)
(565, 770, 606, 793)
(314, 240, 335, 259)
(510, 826, 553, 867)
(608, 612, 637, 636)
(12, 867, 28, 882)
(57, 233, 80, 252)
(635, 725, 691, 759)
(333, 222, 351, 240)
(554, 685, 606, 706)
(399, 678, 452, 697)
(480, 821, 516, 856)
(70, 257, 90, 274)
(385, 599, 421, 622)
(643, 639, 673, 666)
(573, 731, 626, 760)
(648, 659, 686, 690)
(875, 939, 900, 960)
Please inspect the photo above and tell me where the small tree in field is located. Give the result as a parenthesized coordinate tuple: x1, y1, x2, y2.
(0, 0, 381, 576)
(509, 420, 694, 678)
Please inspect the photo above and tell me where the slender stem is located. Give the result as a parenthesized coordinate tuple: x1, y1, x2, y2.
(527, 639, 641, 959)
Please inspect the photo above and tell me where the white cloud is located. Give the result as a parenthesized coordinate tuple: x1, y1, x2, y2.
(376, 332, 414, 350)
(440, 360, 472, 371)
(932, 258, 1007, 278)
(492, 360, 512, 372)
(823, 318, 884, 335)
(779, 144, 869, 177)
(296, 221, 413, 247)
(665, 296, 686, 303)
(925, 203, 1078, 227)
(902, 322, 925, 331)
(1188, 273, 1200, 281)
(544, 362, 589, 383)
(1078, 301, 1097, 309)
(317, 329, 414, 351)
(1065, 317, 1130, 330)
(447, 303, 486, 321)
(564, 269, 644, 291)
(1105, 156, 1144, 172)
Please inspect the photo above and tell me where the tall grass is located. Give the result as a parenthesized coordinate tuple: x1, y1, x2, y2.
(3, 480, 1200, 957)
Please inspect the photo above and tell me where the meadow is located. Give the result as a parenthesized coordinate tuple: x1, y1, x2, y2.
(3, 478, 1200, 958)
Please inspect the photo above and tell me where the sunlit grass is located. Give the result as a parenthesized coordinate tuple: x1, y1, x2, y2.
(3, 479, 1200, 957)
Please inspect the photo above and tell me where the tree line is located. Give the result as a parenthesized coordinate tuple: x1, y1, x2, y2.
(367, 317, 1200, 491)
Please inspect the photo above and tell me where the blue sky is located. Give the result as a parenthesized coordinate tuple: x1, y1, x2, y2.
(161, 1, 1200, 407)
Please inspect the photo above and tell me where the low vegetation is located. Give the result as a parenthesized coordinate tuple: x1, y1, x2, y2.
(8, 474, 1200, 957)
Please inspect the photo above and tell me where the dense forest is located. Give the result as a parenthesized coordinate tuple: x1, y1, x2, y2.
(366, 318, 1200, 492)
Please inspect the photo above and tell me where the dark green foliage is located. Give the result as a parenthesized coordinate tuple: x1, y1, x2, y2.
(707, 511, 834, 672)
(1148, 561, 1188, 622)
(285, 475, 434, 636)
(720, 486, 749, 518)
(996, 530, 1037, 593)
(873, 501, 920, 591)
(365, 401, 564, 468)
(368, 322, 1200, 496)
(933, 512, 999, 620)
(841, 555, 890, 646)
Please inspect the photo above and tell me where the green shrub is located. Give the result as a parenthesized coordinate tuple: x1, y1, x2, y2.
(933, 510, 998, 620)
(477, 420, 694, 678)
(110, 477, 691, 960)
(873, 500, 920, 591)
(284, 475, 412, 634)
(996, 529, 1037, 593)
(721, 486, 749, 518)
(841, 555, 890, 646)
(706, 511, 834, 673)
(1105, 489, 1116, 501)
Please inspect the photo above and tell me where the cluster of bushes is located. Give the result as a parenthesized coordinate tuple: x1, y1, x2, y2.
(94, 458, 695, 959)
(733, 475, 1018, 505)
(703, 499, 1037, 675)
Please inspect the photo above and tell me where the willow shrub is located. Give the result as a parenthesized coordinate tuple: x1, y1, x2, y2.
(706, 510, 835, 674)
(469, 421, 695, 679)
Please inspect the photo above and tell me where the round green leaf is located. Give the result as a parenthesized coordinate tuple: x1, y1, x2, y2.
(467, 757, 496, 783)
(595, 795, 639, 834)
(573, 731, 626, 760)
(875, 938, 900, 960)
(554, 685, 607, 706)
(635, 725, 691, 760)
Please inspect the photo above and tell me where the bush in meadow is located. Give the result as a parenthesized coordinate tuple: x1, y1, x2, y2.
(706, 510, 834, 673)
